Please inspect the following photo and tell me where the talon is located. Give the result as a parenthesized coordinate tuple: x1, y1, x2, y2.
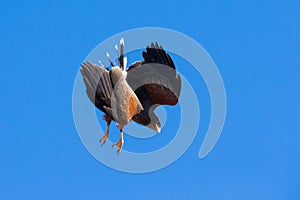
(100, 132, 109, 146)
(112, 139, 124, 153)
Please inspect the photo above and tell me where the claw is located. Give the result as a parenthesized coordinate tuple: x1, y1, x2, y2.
(112, 139, 123, 154)
(100, 132, 109, 146)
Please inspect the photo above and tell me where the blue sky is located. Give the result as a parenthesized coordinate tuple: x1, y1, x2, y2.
(1, 0, 299, 199)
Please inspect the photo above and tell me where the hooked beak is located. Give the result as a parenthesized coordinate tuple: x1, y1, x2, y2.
(157, 126, 161, 134)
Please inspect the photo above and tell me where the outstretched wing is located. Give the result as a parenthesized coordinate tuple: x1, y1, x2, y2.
(126, 42, 181, 106)
(80, 61, 114, 119)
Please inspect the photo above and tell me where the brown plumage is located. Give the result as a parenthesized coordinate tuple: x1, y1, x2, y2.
(127, 42, 181, 131)
(80, 63, 143, 153)
(80, 38, 181, 153)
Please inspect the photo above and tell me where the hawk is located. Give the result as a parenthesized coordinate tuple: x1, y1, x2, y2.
(80, 38, 181, 153)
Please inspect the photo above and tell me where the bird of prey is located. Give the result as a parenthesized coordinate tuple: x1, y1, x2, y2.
(80, 38, 181, 153)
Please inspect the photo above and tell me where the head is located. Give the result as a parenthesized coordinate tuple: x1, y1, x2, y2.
(147, 112, 161, 133)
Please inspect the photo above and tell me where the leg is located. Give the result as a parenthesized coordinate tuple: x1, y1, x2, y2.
(100, 114, 112, 145)
(112, 129, 124, 154)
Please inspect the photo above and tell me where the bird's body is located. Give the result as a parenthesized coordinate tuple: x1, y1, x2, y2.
(80, 38, 181, 153)
(81, 64, 142, 152)
(109, 67, 143, 126)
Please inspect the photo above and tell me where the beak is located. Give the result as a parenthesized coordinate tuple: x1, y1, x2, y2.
(157, 127, 161, 134)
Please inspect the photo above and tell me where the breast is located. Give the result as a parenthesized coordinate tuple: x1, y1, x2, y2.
(110, 79, 142, 126)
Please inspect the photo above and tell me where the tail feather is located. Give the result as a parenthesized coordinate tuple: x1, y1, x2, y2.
(119, 37, 125, 70)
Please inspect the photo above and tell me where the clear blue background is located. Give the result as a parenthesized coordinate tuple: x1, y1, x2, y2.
(1, 0, 299, 199)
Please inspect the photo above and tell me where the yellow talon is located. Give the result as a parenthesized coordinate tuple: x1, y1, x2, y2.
(100, 132, 109, 145)
(112, 131, 124, 154)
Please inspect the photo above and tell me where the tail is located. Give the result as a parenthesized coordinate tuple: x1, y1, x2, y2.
(119, 38, 127, 78)
(106, 37, 128, 78)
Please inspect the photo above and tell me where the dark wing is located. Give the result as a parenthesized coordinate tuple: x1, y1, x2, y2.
(126, 42, 181, 106)
(80, 61, 114, 119)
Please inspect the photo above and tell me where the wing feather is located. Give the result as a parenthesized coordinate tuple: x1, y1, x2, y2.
(127, 43, 181, 106)
(80, 61, 114, 119)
